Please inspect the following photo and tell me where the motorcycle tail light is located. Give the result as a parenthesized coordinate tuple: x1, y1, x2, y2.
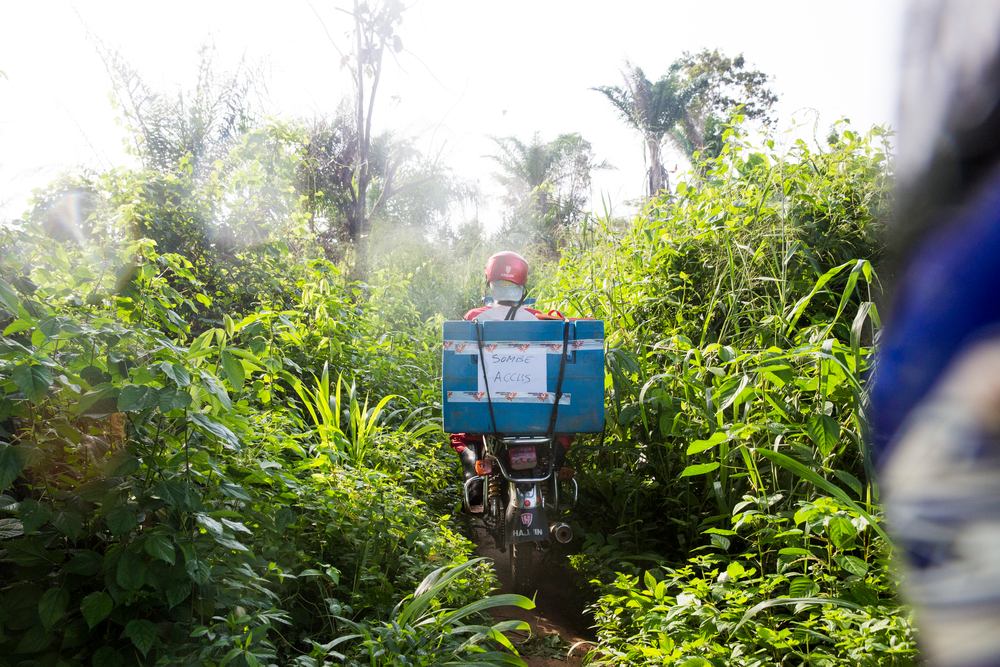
(509, 445, 537, 470)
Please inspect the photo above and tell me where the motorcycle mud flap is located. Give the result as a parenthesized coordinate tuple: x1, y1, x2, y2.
(506, 504, 548, 544)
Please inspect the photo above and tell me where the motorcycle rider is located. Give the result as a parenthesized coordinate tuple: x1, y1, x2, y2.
(450, 250, 573, 513)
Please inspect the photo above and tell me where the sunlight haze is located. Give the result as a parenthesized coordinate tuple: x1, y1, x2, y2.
(0, 0, 906, 226)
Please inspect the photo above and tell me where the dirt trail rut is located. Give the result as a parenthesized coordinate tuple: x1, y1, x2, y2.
(473, 524, 596, 666)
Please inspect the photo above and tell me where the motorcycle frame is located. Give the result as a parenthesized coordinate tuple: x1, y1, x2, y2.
(463, 435, 578, 551)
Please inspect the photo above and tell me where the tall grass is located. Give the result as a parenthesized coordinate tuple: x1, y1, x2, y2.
(536, 124, 912, 665)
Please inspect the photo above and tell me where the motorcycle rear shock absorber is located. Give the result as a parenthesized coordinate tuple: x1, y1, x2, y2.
(488, 473, 502, 502)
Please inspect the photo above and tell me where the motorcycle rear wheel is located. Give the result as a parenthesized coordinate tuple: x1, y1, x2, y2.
(509, 541, 536, 595)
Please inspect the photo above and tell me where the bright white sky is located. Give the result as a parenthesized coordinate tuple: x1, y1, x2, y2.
(0, 0, 908, 230)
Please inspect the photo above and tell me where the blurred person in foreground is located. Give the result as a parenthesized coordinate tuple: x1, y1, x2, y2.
(874, 1, 1000, 664)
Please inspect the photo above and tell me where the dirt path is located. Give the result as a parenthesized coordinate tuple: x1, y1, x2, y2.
(473, 524, 597, 666)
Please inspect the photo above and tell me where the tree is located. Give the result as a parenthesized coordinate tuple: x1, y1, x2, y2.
(670, 49, 778, 160)
(489, 132, 609, 250)
(295, 109, 360, 258)
(324, 0, 437, 279)
(102, 40, 268, 182)
(593, 64, 702, 197)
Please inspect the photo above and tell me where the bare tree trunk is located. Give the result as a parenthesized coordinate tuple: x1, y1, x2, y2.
(647, 138, 668, 196)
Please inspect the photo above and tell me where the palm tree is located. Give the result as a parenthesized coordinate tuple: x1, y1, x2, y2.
(593, 63, 702, 197)
(489, 133, 609, 250)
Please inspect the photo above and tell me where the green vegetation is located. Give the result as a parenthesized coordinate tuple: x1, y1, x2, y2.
(0, 207, 533, 664)
(2, 8, 912, 662)
(538, 123, 913, 665)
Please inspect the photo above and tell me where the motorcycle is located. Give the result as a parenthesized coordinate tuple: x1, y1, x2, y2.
(462, 435, 576, 593)
(442, 316, 603, 592)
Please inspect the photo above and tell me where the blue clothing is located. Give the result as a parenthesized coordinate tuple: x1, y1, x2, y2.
(872, 168, 1000, 467)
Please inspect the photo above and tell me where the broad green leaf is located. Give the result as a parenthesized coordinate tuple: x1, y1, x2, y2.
(3, 583, 42, 624)
(726, 562, 746, 580)
(219, 647, 244, 667)
(788, 576, 817, 597)
(63, 550, 103, 576)
(225, 346, 263, 363)
(221, 350, 245, 391)
(835, 554, 870, 577)
(0, 445, 27, 492)
(105, 505, 138, 536)
(15, 624, 52, 654)
(0, 277, 19, 313)
(158, 388, 192, 412)
(186, 329, 215, 360)
(61, 617, 89, 650)
(161, 362, 190, 387)
(37, 316, 65, 338)
(833, 469, 864, 498)
(686, 431, 727, 455)
(848, 581, 879, 605)
(5, 537, 49, 567)
(118, 384, 160, 412)
(19, 499, 51, 534)
(185, 558, 210, 585)
(144, 534, 176, 564)
(189, 414, 239, 449)
(105, 452, 139, 477)
(275, 507, 296, 533)
(778, 547, 812, 556)
(220, 517, 252, 533)
(200, 375, 232, 411)
(116, 550, 146, 591)
(38, 587, 69, 631)
(3, 319, 34, 335)
(219, 482, 251, 502)
(0, 517, 23, 539)
(78, 479, 111, 502)
(12, 363, 52, 404)
(710, 533, 731, 551)
(196, 514, 224, 535)
(806, 414, 841, 456)
(679, 462, 720, 478)
(679, 659, 711, 667)
(827, 516, 857, 549)
(213, 535, 249, 552)
(166, 582, 190, 608)
(77, 385, 120, 417)
(125, 618, 157, 657)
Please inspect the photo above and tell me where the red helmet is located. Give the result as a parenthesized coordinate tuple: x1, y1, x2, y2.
(484, 251, 528, 286)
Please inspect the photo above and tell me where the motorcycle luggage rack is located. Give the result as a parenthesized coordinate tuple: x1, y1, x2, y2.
(464, 475, 487, 513)
(553, 477, 578, 509)
(489, 436, 555, 484)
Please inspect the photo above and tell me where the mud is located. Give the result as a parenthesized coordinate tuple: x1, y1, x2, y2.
(474, 524, 597, 666)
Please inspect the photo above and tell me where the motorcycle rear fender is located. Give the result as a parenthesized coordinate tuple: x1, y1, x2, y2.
(506, 483, 548, 543)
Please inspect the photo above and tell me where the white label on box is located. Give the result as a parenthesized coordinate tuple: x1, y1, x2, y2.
(477, 351, 547, 394)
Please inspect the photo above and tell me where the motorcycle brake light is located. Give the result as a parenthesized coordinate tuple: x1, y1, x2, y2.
(509, 445, 537, 470)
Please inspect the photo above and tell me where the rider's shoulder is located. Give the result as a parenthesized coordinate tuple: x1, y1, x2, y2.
(463, 306, 490, 321)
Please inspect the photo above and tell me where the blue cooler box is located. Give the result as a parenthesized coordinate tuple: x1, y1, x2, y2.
(442, 320, 605, 434)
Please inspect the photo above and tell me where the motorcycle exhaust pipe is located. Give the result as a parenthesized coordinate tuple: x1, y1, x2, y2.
(550, 522, 573, 544)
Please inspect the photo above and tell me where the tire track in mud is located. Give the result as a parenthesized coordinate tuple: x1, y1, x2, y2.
(473, 524, 596, 666)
